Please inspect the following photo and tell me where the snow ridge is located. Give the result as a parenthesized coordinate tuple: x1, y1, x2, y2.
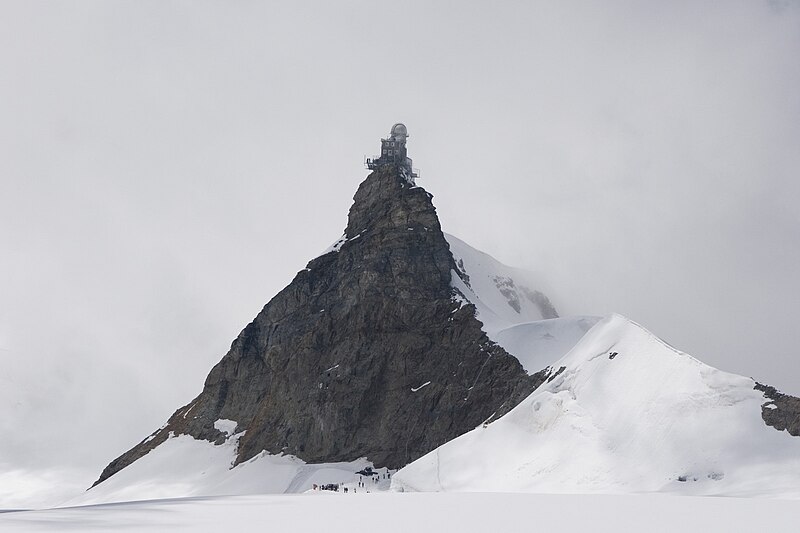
(392, 314, 800, 498)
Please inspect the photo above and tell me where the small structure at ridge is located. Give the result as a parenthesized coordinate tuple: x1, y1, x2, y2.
(366, 123, 419, 180)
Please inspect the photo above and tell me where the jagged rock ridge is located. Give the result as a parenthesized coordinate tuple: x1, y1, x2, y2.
(95, 166, 544, 486)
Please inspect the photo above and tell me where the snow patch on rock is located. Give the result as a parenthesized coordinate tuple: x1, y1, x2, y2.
(214, 419, 238, 437)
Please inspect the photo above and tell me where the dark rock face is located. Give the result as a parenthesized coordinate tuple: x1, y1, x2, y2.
(95, 166, 543, 486)
(755, 382, 800, 437)
(522, 287, 559, 319)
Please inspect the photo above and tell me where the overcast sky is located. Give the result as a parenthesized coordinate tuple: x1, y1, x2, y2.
(1, 0, 799, 505)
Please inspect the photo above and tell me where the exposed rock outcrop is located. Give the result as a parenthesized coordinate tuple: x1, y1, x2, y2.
(95, 165, 544, 486)
(755, 382, 800, 436)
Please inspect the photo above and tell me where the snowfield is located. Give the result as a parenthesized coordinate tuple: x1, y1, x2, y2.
(66, 433, 391, 507)
(392, 314, 800, 497)
(2, 493, 800, 532)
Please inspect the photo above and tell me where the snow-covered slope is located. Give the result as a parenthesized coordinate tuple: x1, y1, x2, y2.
(446, 233, 557, 330)
(67, 430, 392, 506)
(446, 233, 598, 373)
(392, 314, 800, 497)
(492, 316, 599, 375)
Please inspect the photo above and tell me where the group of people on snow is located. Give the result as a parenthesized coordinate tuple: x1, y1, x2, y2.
(311, 470, 392, 494)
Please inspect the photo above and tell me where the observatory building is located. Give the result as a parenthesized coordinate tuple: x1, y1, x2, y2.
(366, 123, 419, 179)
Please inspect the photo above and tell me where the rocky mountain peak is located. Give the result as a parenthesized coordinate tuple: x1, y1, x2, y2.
(93, 165, 543, 488)
(344, 166, 436, 238)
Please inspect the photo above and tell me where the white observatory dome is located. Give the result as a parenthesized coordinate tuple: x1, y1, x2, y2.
(390, 123, 408, 140)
